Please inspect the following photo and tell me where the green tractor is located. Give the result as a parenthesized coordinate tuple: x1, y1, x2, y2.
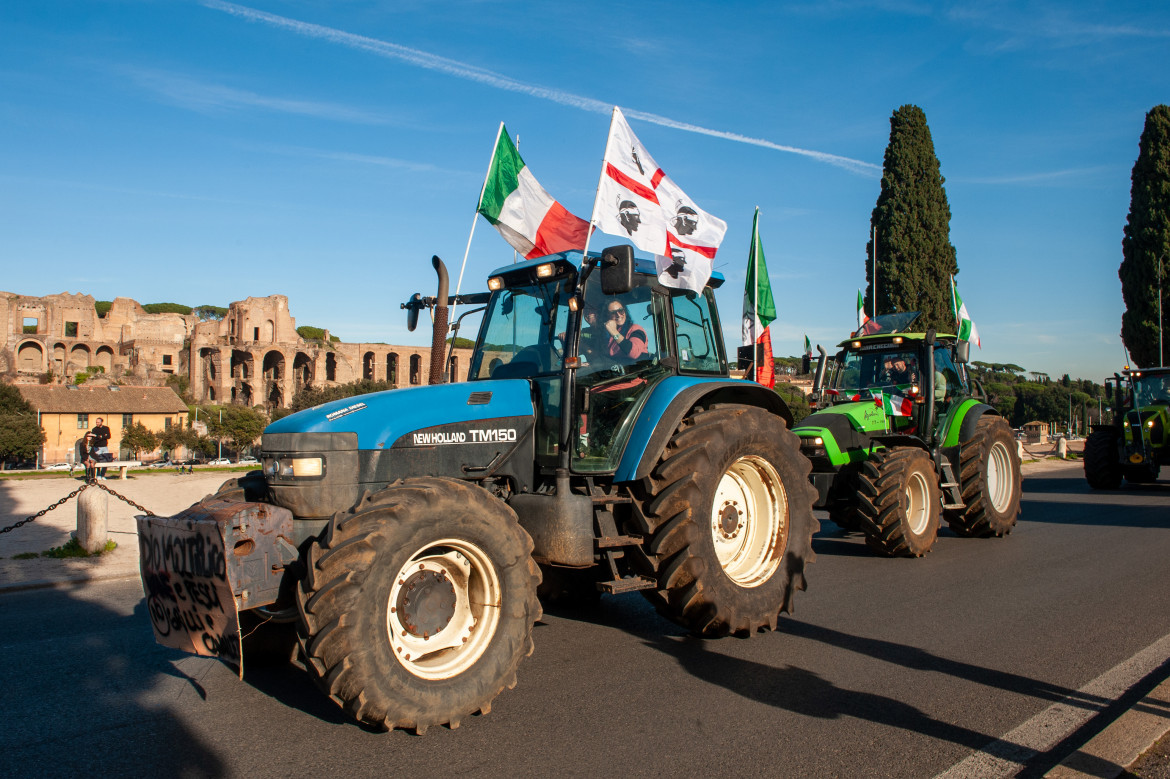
(794, 312, 1022, 557)
(1084, 366, 1170, 488)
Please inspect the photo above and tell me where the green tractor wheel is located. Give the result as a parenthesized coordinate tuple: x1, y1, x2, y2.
(855, 447, 940, 557)
(1083, 428, 1123, 489)
(948, 416, 1021, 538)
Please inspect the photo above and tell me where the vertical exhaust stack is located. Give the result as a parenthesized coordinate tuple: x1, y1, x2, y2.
(429, 255, 450, 385)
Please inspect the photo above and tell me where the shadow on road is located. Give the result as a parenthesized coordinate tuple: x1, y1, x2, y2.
(0, 584, 227, 777)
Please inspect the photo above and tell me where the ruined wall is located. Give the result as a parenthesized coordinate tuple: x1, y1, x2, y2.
(0, 290, 470, 408)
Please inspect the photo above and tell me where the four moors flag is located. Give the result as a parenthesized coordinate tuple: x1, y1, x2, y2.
(592, 107, 727, 292)
(742, 208, 776, 388)
(951, 277, 982, 348)
(477, 123, 589, 259)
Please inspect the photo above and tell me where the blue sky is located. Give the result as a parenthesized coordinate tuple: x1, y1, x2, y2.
(3, 1, 1168, 381)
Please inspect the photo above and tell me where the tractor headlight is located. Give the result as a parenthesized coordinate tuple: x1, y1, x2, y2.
(291, 457, 324, 477)
(487, 276, 504, 291)
(535, 263, 555, 278)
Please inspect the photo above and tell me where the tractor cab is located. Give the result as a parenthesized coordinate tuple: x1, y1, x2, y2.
(466, 246, 728, 475)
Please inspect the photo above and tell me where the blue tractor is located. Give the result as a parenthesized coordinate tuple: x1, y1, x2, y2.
(202, 245, 817, 732)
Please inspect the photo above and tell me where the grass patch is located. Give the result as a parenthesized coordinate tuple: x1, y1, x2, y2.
(40, 538, 118, 558)
(13, 551, 40, 559)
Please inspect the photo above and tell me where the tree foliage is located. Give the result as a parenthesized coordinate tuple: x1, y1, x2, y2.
(94, 301, 112, 318)
(200, 405, 268, 452)
(194, 305, 228, 320)
(1120, 104, 1170, 368)
(287, 379, 396, 414)
(142, 302, 192, 315)
(0, 386, 45, 468)
(866, 105, 959, 334)
(120, 422, 158, 458)
(297, 325, 340, 343)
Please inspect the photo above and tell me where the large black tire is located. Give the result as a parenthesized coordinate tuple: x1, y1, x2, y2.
(296, 477, 541, 733)
(212, 470, 267, 502)
(947, 416, 1022, 538)
(631, 405, 818, 637)
(1083, 428, 1123, 489)
(855, 448, 940, 557)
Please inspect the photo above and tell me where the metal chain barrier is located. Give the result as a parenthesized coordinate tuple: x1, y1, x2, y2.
(0, 477, 157, 535)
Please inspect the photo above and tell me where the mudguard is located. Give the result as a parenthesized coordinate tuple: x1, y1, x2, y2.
(613, 376, 792, 482)
(940, 399, 998, 447)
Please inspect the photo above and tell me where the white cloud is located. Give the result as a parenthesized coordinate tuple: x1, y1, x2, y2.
(202, 0, 880, 176)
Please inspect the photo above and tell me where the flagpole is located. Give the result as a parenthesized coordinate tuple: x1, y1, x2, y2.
(451, 121, 505, 328)
(951, 275, 958, 327)
(581, 107, 621, 268)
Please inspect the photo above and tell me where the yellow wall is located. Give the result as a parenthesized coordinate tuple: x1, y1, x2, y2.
(39, 411, 189, 464)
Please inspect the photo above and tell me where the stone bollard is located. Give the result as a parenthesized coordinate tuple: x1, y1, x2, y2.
(1056, 437, 1068, 459)
(77, 488, 109, 554)
(1018, 441, 1025, 461)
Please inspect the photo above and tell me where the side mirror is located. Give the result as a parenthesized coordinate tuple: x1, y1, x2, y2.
(954, 340, 970, 364)
(405, 293, 422, 332)
(600, 245, 634, 295)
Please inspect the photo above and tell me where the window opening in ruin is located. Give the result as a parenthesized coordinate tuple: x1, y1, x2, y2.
(387, 353, 398, 384)
(410, 355, 421, 385)
(254, 327, 260, 341)
(162, 354, 172, 366)
(23, 317, 38, 334)
(65, 321, 78, 337)
(77, 413, 89, 430)
(326, 353, 337, 382)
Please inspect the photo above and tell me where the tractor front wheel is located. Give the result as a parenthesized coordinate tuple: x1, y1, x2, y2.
(1083, 428, 1123, 489)
(948, 416, 1021, 538)
(855, 448, 940, 557)
(634, 406, 818, 637)
(296, 477, 540, 733)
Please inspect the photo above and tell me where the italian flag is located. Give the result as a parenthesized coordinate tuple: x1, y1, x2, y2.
(857, 289, 870, 331)
(804, 334, 812, 357)
(951, 277, 982, 348)
(742, 208, 776, 388)
(872, 390, 914, 417)
(477, 124, 589, 259)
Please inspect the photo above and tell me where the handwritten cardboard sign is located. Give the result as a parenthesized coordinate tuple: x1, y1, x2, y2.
(137, 515, 240, 661)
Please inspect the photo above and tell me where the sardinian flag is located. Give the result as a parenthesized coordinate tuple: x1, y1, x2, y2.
(592, 107, 726, 292)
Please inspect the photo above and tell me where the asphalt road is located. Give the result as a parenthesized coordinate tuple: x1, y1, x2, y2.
(2, 464, 1168, 778)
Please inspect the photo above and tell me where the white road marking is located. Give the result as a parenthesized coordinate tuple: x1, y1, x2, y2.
(935, 632, 1170, 778)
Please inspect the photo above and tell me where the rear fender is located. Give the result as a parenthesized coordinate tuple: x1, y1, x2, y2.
(940, 400, 998, 447)
(613, 377, 792, 482)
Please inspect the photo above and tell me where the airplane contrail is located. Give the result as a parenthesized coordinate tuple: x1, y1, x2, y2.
(202, 0, 879, 175)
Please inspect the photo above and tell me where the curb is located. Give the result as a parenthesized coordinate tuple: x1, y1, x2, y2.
(0, 569, 140, 595)
(1046, 675, 1170, 778)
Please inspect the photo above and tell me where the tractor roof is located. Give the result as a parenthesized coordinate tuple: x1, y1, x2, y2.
(489, 247, 725, 288)
(838, 311, 958, 348)
(1124, 366, 1170, 378)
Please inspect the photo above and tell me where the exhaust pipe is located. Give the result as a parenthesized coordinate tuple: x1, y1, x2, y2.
(429, 256, 449, 385)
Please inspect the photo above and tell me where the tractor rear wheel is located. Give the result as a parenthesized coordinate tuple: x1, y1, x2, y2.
(948, 416, 1021, 538)
(633, 405, 818, 637)
(1083, 428, 1123, 489)
(855, 448, 940, 557)
(296, 477, 540, 733)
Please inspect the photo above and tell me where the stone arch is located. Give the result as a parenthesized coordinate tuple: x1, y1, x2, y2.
(17, 341, 44, 372)
(69, 344, 91, 371)
(294, 352, 313, 386)
(262, 350, 285, 382)
(231, 350, 253, 380)
(233, 382, 254, 406)
(326, 353, 337, 382)
(387, 353, 398, 385)
(207, 385, 217, 402)
(363, 351, 376, 381)
(267, 383, 283, 409)
(409, 354, 422, 385)
(264, 319, 275, 343)
(95, 346, 114, 372)
(199, 348, 218, 383)
(52, 343, 66, 373)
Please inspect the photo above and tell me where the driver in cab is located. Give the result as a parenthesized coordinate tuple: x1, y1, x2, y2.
(604, 300, 648, 364)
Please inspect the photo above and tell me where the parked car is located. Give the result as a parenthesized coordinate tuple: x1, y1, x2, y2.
(207, 458, 232, 466)
(237, 455, 259, 465)
(42, 462, 75, 471)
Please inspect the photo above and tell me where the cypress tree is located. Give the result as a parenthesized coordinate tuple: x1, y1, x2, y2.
(1120, 105, 1170, 368)
(866, 105, 959, 333)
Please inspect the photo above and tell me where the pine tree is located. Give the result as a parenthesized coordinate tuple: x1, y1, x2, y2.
(1120, 105, 1170, 368)
(866, 105, 959, 333)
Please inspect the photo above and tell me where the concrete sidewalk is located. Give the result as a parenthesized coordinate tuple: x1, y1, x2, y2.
(2, 460, 1167, 777)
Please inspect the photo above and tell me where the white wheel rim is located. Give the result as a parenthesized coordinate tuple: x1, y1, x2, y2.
(710, 455, 789, 587)
(905, 469, 931, 535)
(386, 538, 502, 680)
(986, 442, 1013, 513)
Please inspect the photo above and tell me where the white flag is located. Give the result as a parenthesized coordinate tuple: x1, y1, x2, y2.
(592, 107, 726, 291)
